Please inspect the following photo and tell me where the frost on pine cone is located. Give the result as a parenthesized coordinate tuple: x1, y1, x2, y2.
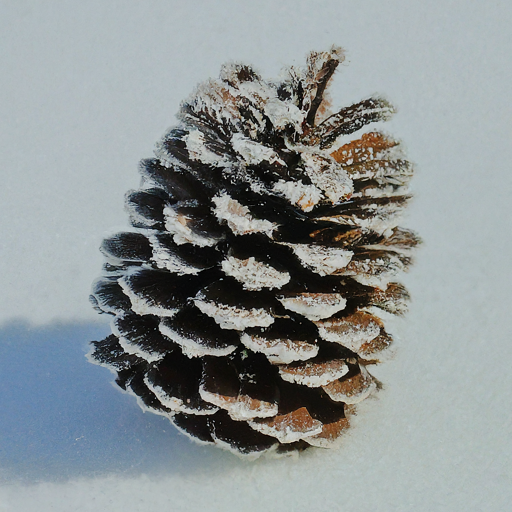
(89, 46, 419, 458)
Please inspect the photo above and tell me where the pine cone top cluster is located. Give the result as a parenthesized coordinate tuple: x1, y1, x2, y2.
(89, 46, 419, 458)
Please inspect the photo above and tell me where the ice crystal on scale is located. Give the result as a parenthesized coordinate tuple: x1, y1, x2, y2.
(89, 46, 419, 458)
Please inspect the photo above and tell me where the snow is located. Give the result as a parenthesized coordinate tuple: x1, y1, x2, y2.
(148, 235, 203, 275)
(193, 297, 275, 330)
(198, 386, 278, 421)
(183, 129, 231, 167)
(322, 365, 377, 404)
(114, 333, 164, 364)
(158, 320, 237, 358)
(163, 206, 220, 247)
(145, 378, 218, 416)
(272, 179, 323, 211)
(264, 97, 304, 131)
(314, 314, 381, 351)
(278, 359, 349, 387)
(301, 151, 353, 203)
(118, 276, 179, 318)
(1, 1, 511, 511)
(231, 133, 285, 166)
(212, 193, 277, 236)
(248, 412, 323, 444)
(221, 256, 291, 291)
(240, 332, 319, 364)
(283, 243, 354, 275)
(277, 293, 347, 321)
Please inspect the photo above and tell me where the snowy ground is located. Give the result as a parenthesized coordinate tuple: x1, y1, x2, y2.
(1, 1, 511, 511)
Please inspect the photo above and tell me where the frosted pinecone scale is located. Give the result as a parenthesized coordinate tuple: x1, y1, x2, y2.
(90, 46, 419, 458)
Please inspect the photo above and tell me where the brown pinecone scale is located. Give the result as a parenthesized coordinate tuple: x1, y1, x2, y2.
(89, 46, 419, 458)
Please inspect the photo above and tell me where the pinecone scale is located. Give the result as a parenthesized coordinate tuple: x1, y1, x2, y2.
(90, 46, 419, 458)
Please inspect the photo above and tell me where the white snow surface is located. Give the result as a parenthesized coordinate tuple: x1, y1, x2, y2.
(1, 2, 511, 512)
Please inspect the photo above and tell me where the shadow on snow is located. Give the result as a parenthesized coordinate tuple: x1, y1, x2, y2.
(0, 320, 246, 484)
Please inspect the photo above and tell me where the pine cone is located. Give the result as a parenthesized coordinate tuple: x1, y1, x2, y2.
(89, 46, 419, 458)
